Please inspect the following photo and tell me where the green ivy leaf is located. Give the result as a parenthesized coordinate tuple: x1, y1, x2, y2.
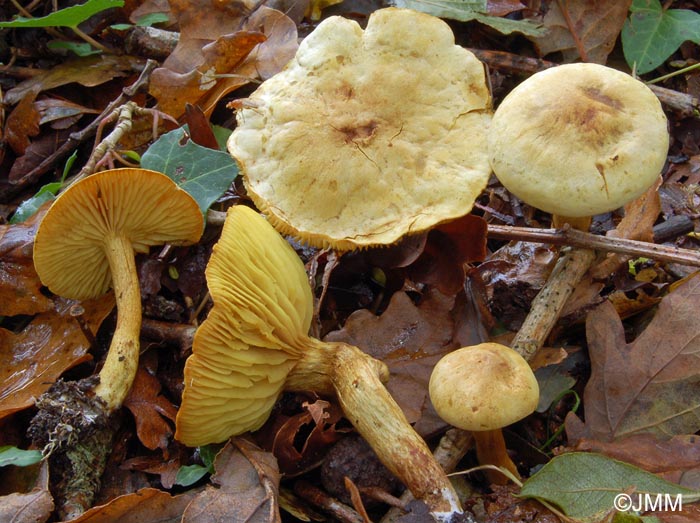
(0, 446, 43, 467)
(0, 0, 124, 29)
(141, 127, 239, 216)
(47, 41, 102, 56)
(622, 0, 700, 74)
(520, 452, 700, 523)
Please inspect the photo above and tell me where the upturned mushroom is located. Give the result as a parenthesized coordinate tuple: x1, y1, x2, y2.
(429, 343, 539, 485)
(228, 7, 492, 249)
(33, 168, 203, 411)
(176, 206, 463, 521)
(487, 63, 669, 359)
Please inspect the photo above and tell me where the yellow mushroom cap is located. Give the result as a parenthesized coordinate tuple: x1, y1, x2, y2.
(428, 343, 539, 431)
(33, 168, 203, 300)
(175, 206, 313, 446)
(488, 63, 669, 218)
(228, 7, 492, 250)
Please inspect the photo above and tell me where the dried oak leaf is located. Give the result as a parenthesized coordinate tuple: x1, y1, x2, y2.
(149, 1, 297, 118)
(566, 274, 700, 442)
(0, 295, 114, 420)
(325, 288, 483, 436)
(5, 90, 40, 155)
(0, 461, 53, 523)
(0, 207, 52, 316)
(69, 487, 196, 523)
(528, 0, 632, 63)
(183, 438, 281, 523)
(4, 55, 146, 106)
(123, 364, 178, 452)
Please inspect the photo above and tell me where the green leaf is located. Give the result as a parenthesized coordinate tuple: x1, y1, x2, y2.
(141, 127, 239, 216)
(534, 365, 576, 413)
(174, 464, 210, 487)
(0, 446, 43, 467)
(47, 41, 102, 56)
(135, 12, 170, 26)
(520, 452, 700, 523)
(10, 183, 61, 224)
(199, 444, 221, 470)
(622, 0, 700, 74)
(390, 0, 545, 36)
(0, 0, 124, 29)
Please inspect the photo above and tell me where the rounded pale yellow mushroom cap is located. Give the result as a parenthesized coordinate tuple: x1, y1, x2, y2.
(488, 63, 668, 218)
(33, 168, 203, 300)
(228, 7, 492, 250)
(428, 343, 539, 431)
(176, 206, 313, 446)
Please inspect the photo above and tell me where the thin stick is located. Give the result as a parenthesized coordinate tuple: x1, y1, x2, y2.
(487, 224, 700, 267)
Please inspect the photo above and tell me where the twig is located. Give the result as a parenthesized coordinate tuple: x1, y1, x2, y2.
(10, 59, 157, 191)
(294, 481, 365, 523)
(487, 224, 700, 267)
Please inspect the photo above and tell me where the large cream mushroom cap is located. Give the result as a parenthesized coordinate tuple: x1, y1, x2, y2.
(429, 343, 539, 431)
(488, 63, 668, 218)
(33, 168, 203, 301)
(228, 7, 492, 250)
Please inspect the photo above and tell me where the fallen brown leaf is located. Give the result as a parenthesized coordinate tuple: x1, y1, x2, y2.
(0, 461, 53, 523)
(528, 0, 632, 63)
(123, 362, 178, 452)
(0, 295, 115, 420)
(183, 438, 281, 523)
(0, 207, 53, 316)
(566, 273, 700, 442)
(68, 487, 196, 523)
(5, 90, 40, 156)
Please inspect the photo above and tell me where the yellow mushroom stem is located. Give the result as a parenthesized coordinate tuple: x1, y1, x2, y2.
(472, 429, 519, 486)
(93, 234, 141, 411)
(287, 340, 463, 518)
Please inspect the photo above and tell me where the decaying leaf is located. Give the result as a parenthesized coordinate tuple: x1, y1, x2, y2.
(5, 90, 40, 156)
(0, 295, 114, 420)
(183, 438, 281, 523)
(70, 487, 197, 523)
(4, 55, 146, 106)
(0, 460, 53, 523)
(149, 0, 298, 118)
(566, 273, 700, 442)
(528, 0, 632, 63)
(123, 362, 178, 452)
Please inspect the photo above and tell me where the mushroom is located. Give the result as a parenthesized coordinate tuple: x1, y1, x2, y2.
(176, 206, 463, 521)
(429, 343, 539, 485)
(487, 63, 669, 359)
(488, 62, 668, 231)
(227, 7, 492, 249)
(33, 168, 203, 411)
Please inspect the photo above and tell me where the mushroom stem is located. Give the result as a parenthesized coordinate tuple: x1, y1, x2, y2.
(93, 234, 141, 411)
(511, 246, 596, 361)
(287, 341, 463, 519)
(472, 430, 519, 486)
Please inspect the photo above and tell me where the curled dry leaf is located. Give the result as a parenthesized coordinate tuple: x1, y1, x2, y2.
(69, 487, 197, 523)
(123, 364, 178, 452)
(149, 1, 298, 118)
(0, 295, 115, 420)
(183, 438, 281, 523)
